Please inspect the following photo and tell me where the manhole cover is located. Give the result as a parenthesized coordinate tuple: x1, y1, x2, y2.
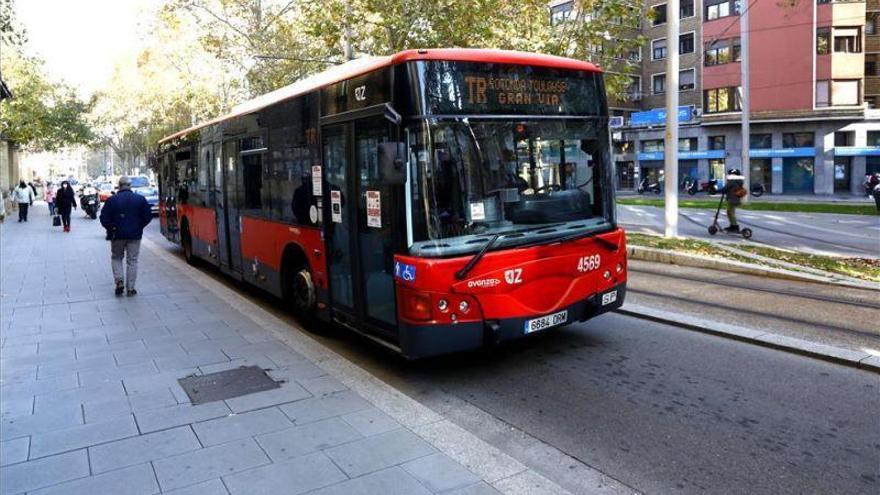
(178, 366, 280, 405)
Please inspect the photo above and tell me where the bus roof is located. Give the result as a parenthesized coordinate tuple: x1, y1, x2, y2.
(158, 49, 601, 145)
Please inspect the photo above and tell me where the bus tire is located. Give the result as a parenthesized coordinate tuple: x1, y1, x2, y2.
(181, 221, 196, 266)
(282, 246, 316, 321)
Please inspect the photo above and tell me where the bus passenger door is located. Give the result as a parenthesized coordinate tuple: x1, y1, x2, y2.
(322, 117, 403, 341)
(219, 140, 243, 275)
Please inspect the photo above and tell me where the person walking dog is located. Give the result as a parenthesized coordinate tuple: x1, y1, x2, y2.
(55, 181, 77, 232)
(100, 176, 152, 296)
(12, 181, 34, 222)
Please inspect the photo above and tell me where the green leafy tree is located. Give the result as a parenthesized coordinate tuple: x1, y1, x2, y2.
(0, 50, 94, 151)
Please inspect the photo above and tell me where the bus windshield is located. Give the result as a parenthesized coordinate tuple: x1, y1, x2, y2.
(408, 118, 612, 257)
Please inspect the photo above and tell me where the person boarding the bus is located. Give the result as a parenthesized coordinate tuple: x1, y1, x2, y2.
(100, 176, 153, 296)
(721, 168, 747, 233)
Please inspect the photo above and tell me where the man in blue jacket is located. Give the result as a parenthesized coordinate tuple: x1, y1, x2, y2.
(100, 176, 153, 296)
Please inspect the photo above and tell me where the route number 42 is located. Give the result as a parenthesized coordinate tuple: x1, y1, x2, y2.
(576, 254, 601, 273)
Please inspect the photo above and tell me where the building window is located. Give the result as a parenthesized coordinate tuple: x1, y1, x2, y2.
(866, 60, 877, 76)
(834, 131, 854, 147)
(816, 80, 830, 107)
(628, 47, 642, 62)
(550, 1, 574, 26)
(652, 4, 667, 26)
(680, 0, 694, 18)
(653, 73, 666, 94)
(708, 136, 726, 150)
(679, 137, 698, 151)
(705, 0, 738, 21)
(833, 27, 861, 53)
(704, 87, 741, 113)
(816, 28, 830, 55)
(626, 76, 642, 101)
(867, 14, 878, 35)
(680, 32, 695, 54)
(831, 80, 860, 105)
(783, 132, 814, 148)
(750, 134, 772, 149)
(652, 38, 667, 60)
(705, 38, 740, 66)
(615, 141, 634, 154)
(868, 131, 880, 146)
(642, 139, 664, 152)
(679, 69, 696, 90)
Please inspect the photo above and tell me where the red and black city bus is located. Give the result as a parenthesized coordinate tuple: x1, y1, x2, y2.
(156, 49, 627, 359)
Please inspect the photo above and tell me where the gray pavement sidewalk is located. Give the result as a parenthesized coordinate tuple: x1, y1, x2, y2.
(0, 205, 557, 495)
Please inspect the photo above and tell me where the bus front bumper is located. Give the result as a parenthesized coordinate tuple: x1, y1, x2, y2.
(399, 282, 626, 360)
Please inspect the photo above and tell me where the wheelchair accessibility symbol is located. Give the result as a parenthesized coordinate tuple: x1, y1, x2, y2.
(394, 261, 417, 282)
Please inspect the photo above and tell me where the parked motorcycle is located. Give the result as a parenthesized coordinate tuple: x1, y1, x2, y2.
(637, 177, 662, 195)
(686, 179, 719, 195)
(80, 185, 100, 219)
(750, 182, 766, 197)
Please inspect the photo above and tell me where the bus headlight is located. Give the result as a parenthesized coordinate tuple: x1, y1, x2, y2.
(438, 299, 448, 312)
(459, 301, 469, 313)
(616, 262, 624, 273)
(603, 270, 611, 280)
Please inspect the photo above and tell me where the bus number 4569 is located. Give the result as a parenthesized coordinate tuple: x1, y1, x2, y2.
(577, 255, 601, 273)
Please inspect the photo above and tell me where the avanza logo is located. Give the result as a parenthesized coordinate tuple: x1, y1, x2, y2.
(467, 278, 501, 289)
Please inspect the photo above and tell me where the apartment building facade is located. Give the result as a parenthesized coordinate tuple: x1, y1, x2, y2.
(552, 0, 880, 195)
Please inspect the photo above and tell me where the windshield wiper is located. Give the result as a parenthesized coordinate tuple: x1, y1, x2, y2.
(454, 233, 503, 280)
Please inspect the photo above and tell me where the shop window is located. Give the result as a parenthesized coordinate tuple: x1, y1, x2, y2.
(750, 133, 772, 149)
(680, 33, 695, 55)
(816, 80, 830, 107)
(704, 87, 741, 113)
(831, 80, 860, 106)
(833, 27, 861, 53)
(705, 0, 737, 21)
(680, 69, 695, 90)
(816, 28, 830, 55)
(709, 159, 726, 180)
(653, 73, 666, 94)
(782, 132, 814, 148)
(652, 4, 667, 26)
(652, 38, 667, 60)
(708, 136, 726, 150)
(680, 0, 694, 18)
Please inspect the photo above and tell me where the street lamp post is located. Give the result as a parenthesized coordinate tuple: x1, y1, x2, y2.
(664, 0, 680, 238)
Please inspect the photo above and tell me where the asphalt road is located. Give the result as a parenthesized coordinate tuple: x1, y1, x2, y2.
(143, 223, 880, 495)
(617, 204, 880, 258)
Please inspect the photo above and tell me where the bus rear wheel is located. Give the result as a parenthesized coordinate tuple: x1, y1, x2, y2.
(181, 225, 196, 265)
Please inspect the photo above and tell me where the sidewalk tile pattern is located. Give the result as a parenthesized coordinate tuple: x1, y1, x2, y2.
(0, 207, 493, 495)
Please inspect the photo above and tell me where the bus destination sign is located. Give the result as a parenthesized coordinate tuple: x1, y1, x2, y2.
(423, 61, 602, 116)
(463, 76, 570, 107)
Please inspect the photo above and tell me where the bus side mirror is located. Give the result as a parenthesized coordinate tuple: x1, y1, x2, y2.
(378, 142, 407, 185)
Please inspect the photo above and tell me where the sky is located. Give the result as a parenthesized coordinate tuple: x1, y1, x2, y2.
(14, 0, 158, 97)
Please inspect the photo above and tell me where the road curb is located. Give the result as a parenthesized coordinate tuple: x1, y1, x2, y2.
(616, 304, 880, 374)
(141, 237, 581, 495)
(627, 245, 880, 292)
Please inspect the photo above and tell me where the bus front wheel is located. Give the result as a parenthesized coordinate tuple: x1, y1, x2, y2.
(181, 224, 196, 266)
(291, 268, 316, 318)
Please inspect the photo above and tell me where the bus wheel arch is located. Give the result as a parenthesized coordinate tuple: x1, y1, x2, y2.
(281, 243, 316, 318)
(180, 217, 195, 265)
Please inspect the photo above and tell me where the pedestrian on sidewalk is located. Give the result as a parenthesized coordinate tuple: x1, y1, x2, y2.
(12, 181, 34, 222)
(721, 168, 747, 233)
(44, 182, 57, 216)
(872, 173, 880, 212)
(55, 181, 77, 232)
(99, 176, 152, 297)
